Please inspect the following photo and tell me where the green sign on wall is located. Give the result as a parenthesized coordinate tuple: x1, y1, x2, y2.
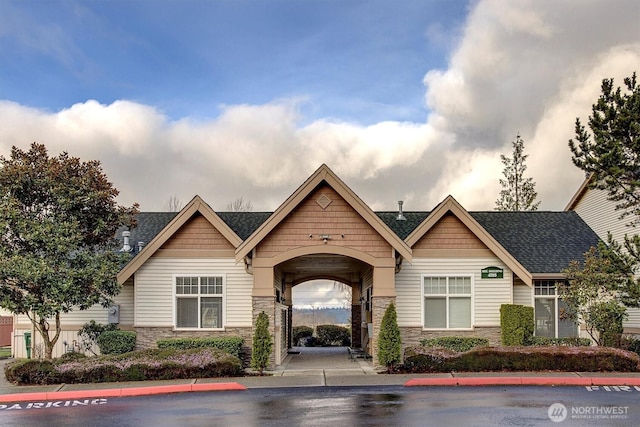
(481, 266, 503, 279)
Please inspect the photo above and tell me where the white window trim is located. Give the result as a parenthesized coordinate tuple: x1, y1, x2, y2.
(532, 280, 577, 338)
(421, 275, 474, 331)
(173, 274, 227, 331)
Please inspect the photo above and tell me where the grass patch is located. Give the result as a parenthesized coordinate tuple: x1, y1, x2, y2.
(0, 347, 11, 359)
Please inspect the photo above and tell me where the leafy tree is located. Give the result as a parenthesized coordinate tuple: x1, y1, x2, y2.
(569, 72, 640, 224)
(377, 302, 401, 372)
(0, 143, 138, 359)
(251, 311, 272, 374)
(559, 245, 633, 345)
(495, 134, 540, 211)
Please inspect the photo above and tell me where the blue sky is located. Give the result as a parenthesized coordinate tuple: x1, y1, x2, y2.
(1, 1, 465, 124)
(1, 0, 638, 308)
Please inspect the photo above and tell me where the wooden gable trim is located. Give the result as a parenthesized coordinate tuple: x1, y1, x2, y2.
(406, 195, 533, 285)
(565, 174, 593, 211)
(235, 164, 412, 262)
(117, 195, 242, 284)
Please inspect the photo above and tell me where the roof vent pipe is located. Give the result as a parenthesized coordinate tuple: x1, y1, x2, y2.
(397, 201, 406, 221)
(137, 241, 145, 252)
(121, 231, 131, 252)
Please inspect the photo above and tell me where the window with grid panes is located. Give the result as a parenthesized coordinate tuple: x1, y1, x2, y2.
(423, 276, 472, 329)
(175, 276, 223, 329)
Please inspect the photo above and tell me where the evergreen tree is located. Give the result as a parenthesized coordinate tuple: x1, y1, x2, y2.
(377, 302, 401, 372)
(495, 134, 540, 211)
(251, 311, 273, 375)
(569, 72, 640, 224)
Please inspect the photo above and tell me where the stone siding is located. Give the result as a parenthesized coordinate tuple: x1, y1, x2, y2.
(134, 326, 254, 366)
(253, 296, 277, 368)
(400, 326, 502, 354)
(371, 296, 395, 366)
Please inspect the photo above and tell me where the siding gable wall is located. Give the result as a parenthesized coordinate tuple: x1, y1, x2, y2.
(161, 213, 235, 250)
(256, 184, 392, 258)
(572, 187, 640, 329)
(413, 213, 488, 250)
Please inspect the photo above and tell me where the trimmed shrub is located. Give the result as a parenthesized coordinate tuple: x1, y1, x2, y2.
(403, 345, 640, 373)
(78, 320, 119, 355)
(251, 311, 272, 375)
(420, 337, 489, 352)
(6, 348, 243, 385)
(377, 303, 401, 372)
(315, 324, 351, 347)
(98, 330, 136, 355)
(527, 337, 592, 347)
(156, 336, 244, 359)
(292, 326, 314, 345)
(58, 351, 88, 362)
(500, 304, 534, 345)
(4, 359, 58, 385)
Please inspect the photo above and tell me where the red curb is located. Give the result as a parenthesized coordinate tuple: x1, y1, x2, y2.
(120, 384, 192, 397)
(520, 377, 589, 386)
(404, 378, 457, 387)
(590, 377, 640, 386)
(457, 377, 522, 386)
(0, 382, 248, 403)
(0, 392, 49, 403)
(47, 389, 122, 400)
(191, 382, 247, 391)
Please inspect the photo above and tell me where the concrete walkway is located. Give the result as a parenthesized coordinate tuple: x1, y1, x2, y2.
(274, 346, 376, 376)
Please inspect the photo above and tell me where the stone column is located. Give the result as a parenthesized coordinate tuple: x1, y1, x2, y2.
(252, 266, 276, 369)
(371, 266, 396, 367)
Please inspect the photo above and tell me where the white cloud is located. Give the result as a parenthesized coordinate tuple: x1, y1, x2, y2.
(1, 0, 638, 215)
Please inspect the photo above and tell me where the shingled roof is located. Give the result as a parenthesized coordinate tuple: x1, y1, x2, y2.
(470, 211, 600, 274)
(118, 209, 600, 274)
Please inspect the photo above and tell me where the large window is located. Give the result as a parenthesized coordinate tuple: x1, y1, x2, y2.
(423, 276, 472, 329)
(534, 280, 577, 338)
(175, 276, 224, 329)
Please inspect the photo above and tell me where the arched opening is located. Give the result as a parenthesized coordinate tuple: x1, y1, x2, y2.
(292, 279, 352, 345)
(274, 253, 375, 364)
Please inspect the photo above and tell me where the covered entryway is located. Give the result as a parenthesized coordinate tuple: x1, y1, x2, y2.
(235, 165, 412, 368)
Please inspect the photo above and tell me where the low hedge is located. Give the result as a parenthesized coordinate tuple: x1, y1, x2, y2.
(315, 325, 351, 347)
(403, 345, 640, 373)
(420, 337, 489, 352)
(5, 347, 243, 385)
(293, 326, 314, 345)
(527, 337, 592, 346)
(98, 330, 136, 355)
(156, 336, 244, 359)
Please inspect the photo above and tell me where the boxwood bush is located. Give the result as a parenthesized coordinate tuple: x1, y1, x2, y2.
(156, 336, 244, 359)
(420, 337, 489, 352)
(500, 304, 534, 346)
(403, 345, 640, 373)
(315, 324, 351, 346)
(97, 330, 136, 355)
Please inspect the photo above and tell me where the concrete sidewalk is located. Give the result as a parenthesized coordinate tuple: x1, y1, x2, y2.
(2, 346, 640, 403)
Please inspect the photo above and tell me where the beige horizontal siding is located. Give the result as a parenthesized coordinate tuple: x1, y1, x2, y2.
(513, 278, 532, 306)
(135, 257, 252, 328)
(395, 257, 512, 328)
